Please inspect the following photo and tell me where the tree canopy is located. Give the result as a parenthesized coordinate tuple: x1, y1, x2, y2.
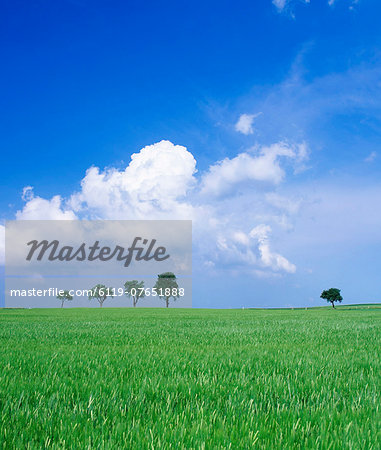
(124, 280, 145, 307)
(88, 284, 114, 308)
(154, 272, 180, 308)
(56, 290, 73, 308)
(320, 288, 343, 308)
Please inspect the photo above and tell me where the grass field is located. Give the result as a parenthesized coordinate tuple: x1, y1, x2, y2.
(0, 306, 380, 449)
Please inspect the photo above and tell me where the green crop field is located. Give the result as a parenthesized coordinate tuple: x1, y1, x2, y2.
(0, 306, 380, 449)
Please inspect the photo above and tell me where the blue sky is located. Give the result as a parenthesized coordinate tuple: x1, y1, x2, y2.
(1, 0, 381, 307)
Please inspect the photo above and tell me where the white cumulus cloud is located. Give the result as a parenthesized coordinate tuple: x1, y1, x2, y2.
(16, 189, 76, 220)
(235, 113, 261, 135)
(12, 139, 301, 277)
(69, 140, 197, 219)
(250, 224, 296, 273)
(200, 142, 306, 197)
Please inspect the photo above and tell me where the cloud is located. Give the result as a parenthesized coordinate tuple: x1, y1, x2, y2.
(250, 224, 296, 273)
(228, 50, 381, 162)
(21, 186, 34, 202)
(329, 0, 359, 8)
(365, 151, 377, 163)
(272, 0, 310, 13)
(10, 138, 381, 281)
(16, 191, 76, 220)
(200, 142, 307, 197)
(235, 113, 261, 135)
(265, 192, 301, 215)
(69, 140, 197, 219)
(204, 225, 296, 274)
(13, 139, 299, 277)
(272, 0, 287, 11)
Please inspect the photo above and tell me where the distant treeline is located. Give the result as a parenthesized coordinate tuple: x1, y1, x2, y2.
(57, 272, 182, 308)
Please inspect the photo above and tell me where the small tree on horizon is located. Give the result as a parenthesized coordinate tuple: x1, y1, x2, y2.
(124, 280, 145, 307)
(56, 290, 73, 308)
(88, 284, 114, 308)
(154, 272, 180, 308)
(320, 288, 343, 309)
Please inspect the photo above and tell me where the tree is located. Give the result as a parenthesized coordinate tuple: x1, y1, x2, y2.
(88, 284, 114, 308)
(320, 288, 343, 309)
(56, 290, 73, 308)
(124, 280, 145, 307)
(154, 272, 180, 308)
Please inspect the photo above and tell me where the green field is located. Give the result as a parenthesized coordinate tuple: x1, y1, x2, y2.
(0, 306, 380, 449)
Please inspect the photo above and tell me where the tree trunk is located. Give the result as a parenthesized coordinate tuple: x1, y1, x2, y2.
(331, 301, 335, 309)
(166, 297, 169, 308)
(133, 298, 137, 307)
(99, 300, 103, 308)
(61, 300, 64, 308)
